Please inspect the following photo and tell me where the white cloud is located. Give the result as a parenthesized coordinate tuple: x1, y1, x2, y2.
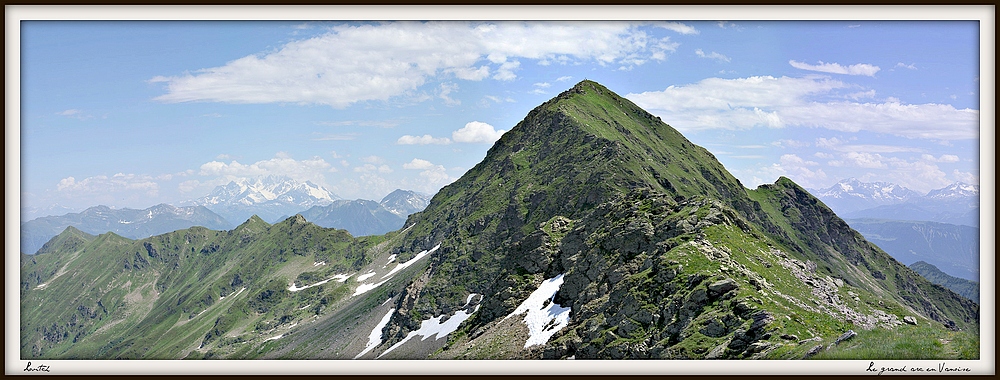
(771, 139, 810, 148)
(57, 173, 159, 195)
(953, 170, 979, 185)
(178, 180, 201, 193)
(56, 109, 93, 120)
(361, 155, 385, 164)
(448, 65, 490, 81)
(401, 158, 457, 193)
(654, 21, 699, 35)
(814, 152, 835, 159)
(788, 60, 880, 76)
(318, 120, 400, 128)
(828, 151, 888, 169)
(555, 76, 573, 82)
(54, 173, 163, 208)
(735, 154, 828, 189)
(397, 134, 452, 145)
(452, 121, 507, 143)
(354, 164, 393, 174)
(152, 22, 685, 108)
(438, 82, 461, 106)
(534, 82, 551, 88)
(197, 154, 335, 187)
(403, 158, 436, 170)
(627, 75, 979, 140)
(481, 95, 516, 106)
(921, 154, 960, 163)
(847, 90, 876, 100)
(895, 62, 918, 70)
(695, 49, 731, 63)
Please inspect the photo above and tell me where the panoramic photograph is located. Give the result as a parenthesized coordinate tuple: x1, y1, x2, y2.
(9, 7, 991, 375)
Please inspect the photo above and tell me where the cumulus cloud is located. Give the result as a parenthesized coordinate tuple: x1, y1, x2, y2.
(54, 173, 163, 208)
(627, 75, 978, 140)
(895, 62, 918, 70)
(151, 22, 689, 108)
(354, 164, 393, 174)
(402, 158, 457, 193)
(197, 153, 335, 186)
(403, 158, 436, 170)
(397, 134, 452, 145)
(695, 49, 731, 63)
(788, 60, 881, 76)
(953, 170, 979, 185)
(57, 173, 159, 195)
(452, 121, 507, 143)
(735, 154, 828, 189)
(828, 151, 888, 169)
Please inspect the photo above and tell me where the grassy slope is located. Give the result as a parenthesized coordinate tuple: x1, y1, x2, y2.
(20, 215, 384, 359)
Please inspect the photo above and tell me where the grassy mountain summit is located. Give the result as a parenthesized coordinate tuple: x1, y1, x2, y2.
(21, 80, 978, 360)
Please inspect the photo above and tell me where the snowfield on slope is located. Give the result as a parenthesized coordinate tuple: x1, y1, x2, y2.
(504, 274, 571, 348)
(378, 295, 480, 358)
(352, 244, 441, 297)
(288, 274, 351, 292)
(354, 306, 396, 359)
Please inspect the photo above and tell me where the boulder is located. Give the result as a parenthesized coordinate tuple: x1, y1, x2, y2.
(707, 278, 738, 297)
(903, 316, 917, 325)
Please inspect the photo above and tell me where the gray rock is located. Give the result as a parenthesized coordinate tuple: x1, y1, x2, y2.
(705, 343, 727, 359)
(798, 336, 822, 344)
(748, 342, 772, 353)
(833, 330, 857, 346)
(700, 318, 727, 338)
(803, 344, 824, 358)
(780, 333, 799, 341)
(707, 278, 738, 297)
(903, 316, 917, 325)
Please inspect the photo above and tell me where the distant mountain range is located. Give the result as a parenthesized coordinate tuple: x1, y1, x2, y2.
(185, 175, 341, 224)
(301, 190, 432, 236)
(812, 178, 979, 227)
(845, 218, 979, 282)
(21, 178, 432, 254)
(20, 204, 232, 254)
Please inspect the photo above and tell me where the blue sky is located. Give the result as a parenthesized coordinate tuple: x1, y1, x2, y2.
(16, 17, 985, 215)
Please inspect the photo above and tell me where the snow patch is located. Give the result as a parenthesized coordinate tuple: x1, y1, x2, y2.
(333, 274, 352, 283)
(378, 305, 479, 358)
(504, 273, 571, 348)
(382, 244, 440, 279)
(353, 279, 391, 297)
(262, 334, 284, 343)
(383, 255, 397, 268)
(288, 276, 343, 292)
(354, 308, 395, 359)
(313, 261, 327, 267)
(357, 272, 377, 282)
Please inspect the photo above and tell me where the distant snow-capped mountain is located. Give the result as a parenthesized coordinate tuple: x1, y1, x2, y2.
(812, 178, 922, 214)
(188, 175, 340, 224)
(379, 189, 432, 217)
(925, 182, 979, 200)
(813, 179, 980, 227)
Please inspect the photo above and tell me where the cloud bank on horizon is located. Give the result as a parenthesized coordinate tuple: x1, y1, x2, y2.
(20, 20, 982, 215)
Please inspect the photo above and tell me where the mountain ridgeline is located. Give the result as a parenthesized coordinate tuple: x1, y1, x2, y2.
(21, 81, 978, 360)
